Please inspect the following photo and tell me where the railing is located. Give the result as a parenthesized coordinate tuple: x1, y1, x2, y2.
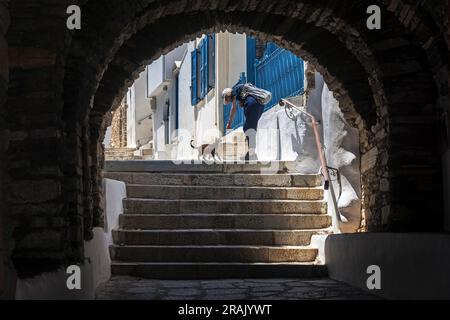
(279, 98, 342, 233)
(136, 136, 153, 149)
(137, 113, 153, 125)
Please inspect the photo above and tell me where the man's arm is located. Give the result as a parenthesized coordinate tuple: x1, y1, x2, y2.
(227, 98, 237, 129)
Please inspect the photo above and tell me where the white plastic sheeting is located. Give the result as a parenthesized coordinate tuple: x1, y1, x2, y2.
(256, 73, 362, 232)
(321, 84, 362, 233)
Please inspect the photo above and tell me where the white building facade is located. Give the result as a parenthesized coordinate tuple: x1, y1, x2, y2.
(118, 31, 311, 161)
(145, 32, 249, 160)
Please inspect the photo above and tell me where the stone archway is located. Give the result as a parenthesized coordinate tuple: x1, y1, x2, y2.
(3, 0, 447, 280)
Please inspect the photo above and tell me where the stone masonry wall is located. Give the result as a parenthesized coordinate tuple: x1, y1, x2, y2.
(0, 0, 13, 299)
(2, 0, 447, 278)
(110, 99, 127, 149)
(5, 0, 81, 278)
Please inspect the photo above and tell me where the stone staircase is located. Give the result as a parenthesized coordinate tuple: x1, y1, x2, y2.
(104, 161, 331, 279)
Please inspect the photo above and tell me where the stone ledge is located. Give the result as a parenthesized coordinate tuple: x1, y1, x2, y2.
(325, 233, 450, 300)
(104, 160, 307, 174)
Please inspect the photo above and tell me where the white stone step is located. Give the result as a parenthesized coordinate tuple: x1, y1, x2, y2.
(110, 262, 328, 279)
(126, 185, 324, 200)
(110, 245, 318, 263)
(123, 198, 327, 215)
(104, 160, 310, 174)
(119, 214, 332, 230)
(112, 229, 326, 246)
(105, 172, 322, 187)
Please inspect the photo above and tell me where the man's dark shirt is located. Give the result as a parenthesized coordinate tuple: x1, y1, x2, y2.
(231, 84, 245, 105)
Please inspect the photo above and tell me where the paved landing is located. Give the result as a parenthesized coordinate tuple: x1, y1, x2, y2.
(95, 277, 381, 300)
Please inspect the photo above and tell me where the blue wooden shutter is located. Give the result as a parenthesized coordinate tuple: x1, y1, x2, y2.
(204, 37, 209, 96)
(246, 37, 256, 84)
(199, 39, 204, 99)
(191, 49, 198, 105)
(208, 34, 216, 89)
(199, 38, 208, 99)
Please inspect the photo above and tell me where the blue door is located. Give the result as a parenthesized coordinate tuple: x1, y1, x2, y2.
(255, 44, 305, 112)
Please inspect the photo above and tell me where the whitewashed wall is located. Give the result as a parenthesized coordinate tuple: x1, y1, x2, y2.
(147, 55, 167, 158)
(152, 88, 169, 158)
(103, 126, 112, 148)
(134, 70, 152, 148)
(227, 33, 247, 86)
(176, 41, 197, 159)
(147, 56, 164, 96)
(195, 94, 218, 145)
(126, 85, 136, 148)
(148, 44, 187, 159)
(164, 45, 188, 81)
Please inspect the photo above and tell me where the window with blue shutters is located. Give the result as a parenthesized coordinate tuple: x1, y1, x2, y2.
(191, 35, 216, 105)
(208, 34, 216, 90)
